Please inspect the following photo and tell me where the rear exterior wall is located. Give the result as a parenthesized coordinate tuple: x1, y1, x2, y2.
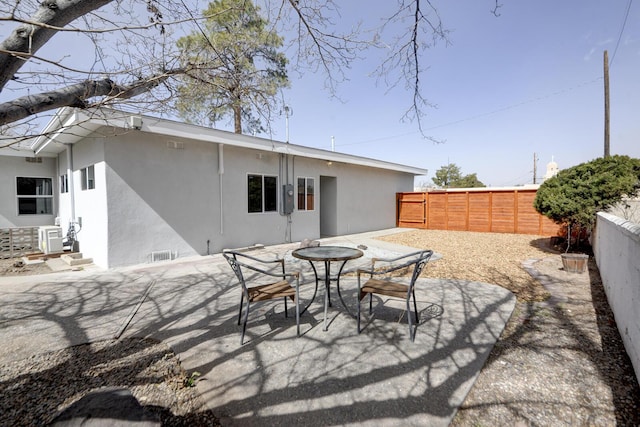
(63, 130, 414, 268)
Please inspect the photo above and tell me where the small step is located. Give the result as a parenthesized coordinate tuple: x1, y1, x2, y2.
(61, 252, 93, 266)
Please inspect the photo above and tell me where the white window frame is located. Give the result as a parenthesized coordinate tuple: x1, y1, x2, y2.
(16, 176, 53, 215)
(60, 173, 68, 194)
(297, 177, 315, 211)
(247, 173, 278, 213)
(81, 165, 95, 190)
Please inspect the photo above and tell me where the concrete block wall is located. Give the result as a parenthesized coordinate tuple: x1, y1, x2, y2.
(593, 212, 640, 383)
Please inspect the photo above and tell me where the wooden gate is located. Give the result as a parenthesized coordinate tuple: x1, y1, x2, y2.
(397, 189, 560, 236)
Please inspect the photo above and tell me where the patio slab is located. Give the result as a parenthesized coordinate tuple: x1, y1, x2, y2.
(0, 229, 515, 426)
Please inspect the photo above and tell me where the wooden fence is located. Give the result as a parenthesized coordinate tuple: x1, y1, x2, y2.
(0, 227, 39, 259)
(397, 188, 561, 236)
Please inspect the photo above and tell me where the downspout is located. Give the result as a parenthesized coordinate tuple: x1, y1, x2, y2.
(65, 144, 76, 222)
(218, 143, 224, 235)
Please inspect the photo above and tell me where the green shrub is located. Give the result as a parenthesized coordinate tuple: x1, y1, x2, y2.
(534, 155, 640, 245)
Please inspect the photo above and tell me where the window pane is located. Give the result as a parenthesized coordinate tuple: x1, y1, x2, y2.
(17, 177, 52, 195)
(307, 178, 314, 210)
(81, 168, 87, 190)
(82, 166, 95, 190)
(264, 176, 277, 212)
(18, 197, 52, 215)
(248, 175, 262, 213)
(297, 178, 306, 210)
(60, 174, 68, 193)
(87, 165, 95, 189)
(17, 177, 35, 195)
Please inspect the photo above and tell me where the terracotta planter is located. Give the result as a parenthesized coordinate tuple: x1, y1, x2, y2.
(561, 253, 589, 274)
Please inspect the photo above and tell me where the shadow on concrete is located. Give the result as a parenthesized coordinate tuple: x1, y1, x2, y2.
(452, 253, 640, 425)
(0, 240, 515, 426)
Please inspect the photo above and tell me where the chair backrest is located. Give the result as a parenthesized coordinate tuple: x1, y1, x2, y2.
(409, 250, 434, 287)
(223, 251, 245, 285)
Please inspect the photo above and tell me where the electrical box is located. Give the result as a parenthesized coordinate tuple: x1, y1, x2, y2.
(38, 226, 63, 254)
(128, 115, 142, 129)
(283, 184, 294, 214)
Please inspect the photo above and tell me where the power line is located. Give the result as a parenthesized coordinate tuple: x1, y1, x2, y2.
(610, 0, 633, 68)
(337, 77, 603, 148)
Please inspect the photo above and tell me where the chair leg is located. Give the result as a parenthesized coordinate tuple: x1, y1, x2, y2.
(407, 296, 417, 342)
(357, 295, 361, 334)
(237, 293, 244, 326)
(284, 296, 288, 318)
(368, 293, 373, 315)
(412, 289, 419, 324)
(295, 292, 300, 337)
(241, 299, 251, 345)
(406, 295, 414, 342)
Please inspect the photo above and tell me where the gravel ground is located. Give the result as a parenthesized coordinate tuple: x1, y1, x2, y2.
(380, 229, 640, 426)
(2, 229, 639, 426)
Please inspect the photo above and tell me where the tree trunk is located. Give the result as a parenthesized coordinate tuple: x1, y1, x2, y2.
(233, 104, 242, 134)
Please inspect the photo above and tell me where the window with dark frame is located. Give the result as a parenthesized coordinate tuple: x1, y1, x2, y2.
(248, 174, 278, 213)
(16, 177, 53, 215)
(297, 177, 314, 211)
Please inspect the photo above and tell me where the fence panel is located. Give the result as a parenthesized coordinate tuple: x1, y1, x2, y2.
(468, 192, 491, 232)
(0, 227, 39, 259)
(396, 193, 426, 227)
(397, 189, 561, 236)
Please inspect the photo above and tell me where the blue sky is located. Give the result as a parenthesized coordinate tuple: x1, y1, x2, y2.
(2, 1, 638, 187)
(267, 1, 640, 187)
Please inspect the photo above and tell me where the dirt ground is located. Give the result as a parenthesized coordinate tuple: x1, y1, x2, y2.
(0, 256, 53, 276)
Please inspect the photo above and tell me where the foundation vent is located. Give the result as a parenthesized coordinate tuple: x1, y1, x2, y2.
(167, 141, 184, 149)
(151, 250, 175, 262)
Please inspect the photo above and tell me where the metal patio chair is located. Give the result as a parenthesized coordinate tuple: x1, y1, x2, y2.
(223, 250, 300, 345)
(356, 250, 433, 342)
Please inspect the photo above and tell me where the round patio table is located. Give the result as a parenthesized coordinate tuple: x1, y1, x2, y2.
(292, 245, 363, 331)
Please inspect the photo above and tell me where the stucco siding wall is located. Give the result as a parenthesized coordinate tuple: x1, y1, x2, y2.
(218, 145, 297, 250)
(45, 130, 417, 268)
(594, 212, 640, 383)
(287, 156, 323, 242)
(334, 164, 412, 235)
(104, 132, 219, 267)
(0, 155, 57, 228)
(71, 139, 109, 267)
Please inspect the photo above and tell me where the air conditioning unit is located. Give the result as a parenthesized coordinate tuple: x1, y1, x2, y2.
(39, 226, 63, 254)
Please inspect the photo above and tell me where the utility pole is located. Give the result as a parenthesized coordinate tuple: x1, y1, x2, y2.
(604, 50, 610, 158)
(533, 152, 538, 184)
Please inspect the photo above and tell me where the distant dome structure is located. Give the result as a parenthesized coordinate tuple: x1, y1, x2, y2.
(543, 156, 559, 181)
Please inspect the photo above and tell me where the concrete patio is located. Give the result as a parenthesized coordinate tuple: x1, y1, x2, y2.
(0, 229, 516, 426)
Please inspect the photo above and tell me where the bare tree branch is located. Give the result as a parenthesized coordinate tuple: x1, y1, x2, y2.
(491, 1, 503, 17)
(0, 0, 502, 141)
(0, 69, 185, 125)
(0, 0, 114, 91)
(372, 0, 449, 139)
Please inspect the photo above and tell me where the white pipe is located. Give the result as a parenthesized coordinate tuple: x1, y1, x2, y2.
(218, 143, 224, 235)
(66, 144, 76, 222)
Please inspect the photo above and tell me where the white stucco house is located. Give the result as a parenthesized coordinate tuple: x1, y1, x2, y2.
(1, 107, 427, 268)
